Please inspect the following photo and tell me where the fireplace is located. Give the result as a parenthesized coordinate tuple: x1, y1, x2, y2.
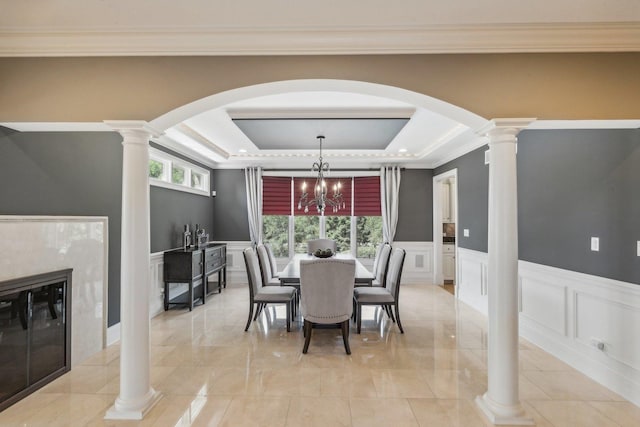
(0, 269, 72, 411)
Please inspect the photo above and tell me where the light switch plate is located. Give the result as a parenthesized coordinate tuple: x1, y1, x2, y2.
(591, 237, 599, 251)
(637, 241, 640, 257)
(463, 229, 470, 237)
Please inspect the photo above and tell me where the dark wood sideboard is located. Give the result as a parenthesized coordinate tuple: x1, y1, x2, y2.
(163, 243, 226, 311)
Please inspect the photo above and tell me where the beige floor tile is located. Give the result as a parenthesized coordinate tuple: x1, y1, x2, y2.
(588, 401, 640, 427)
(285, 397, 351, 427)
(370, 369, 435, 398)
(523, 370, 621, 401)
(422, 369, 487, 400)
(528, 400, 620, 427)
(217, 396, 290, 427)
(349, 397, 419, 427)
(319, 368, 378, 398)
(408, 398, 488, 427)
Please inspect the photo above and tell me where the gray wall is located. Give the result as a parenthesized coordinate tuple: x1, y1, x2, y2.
(434, 146, 489, 252)
(435, 129, 640, 285)
(211, 169, 250, 241)
(395, 169, 433, 242)
(0, 128, 124, 326)
(149, 143, 214, 252)
(518, 129, 640, 284)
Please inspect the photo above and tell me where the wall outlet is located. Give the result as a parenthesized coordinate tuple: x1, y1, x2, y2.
(463, 229, 470, 237)
(591, 237, 599, 251)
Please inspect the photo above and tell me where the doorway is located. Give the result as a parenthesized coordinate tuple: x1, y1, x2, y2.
(432, 169, 458, 295)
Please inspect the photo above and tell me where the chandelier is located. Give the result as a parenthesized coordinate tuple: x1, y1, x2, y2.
(297, 135, 345, 214)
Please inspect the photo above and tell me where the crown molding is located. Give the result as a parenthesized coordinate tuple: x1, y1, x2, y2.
(1, 22, 638, 56)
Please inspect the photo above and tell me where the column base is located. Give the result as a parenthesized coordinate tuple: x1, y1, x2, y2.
(475, 393, 534, 425)
(104, 388, 162, 420)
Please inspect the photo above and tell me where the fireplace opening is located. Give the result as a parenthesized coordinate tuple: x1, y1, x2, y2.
(0, 269, 72, 412)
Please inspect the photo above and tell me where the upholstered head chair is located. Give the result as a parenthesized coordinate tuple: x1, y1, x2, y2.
(243, 247, 297, 332)
(263, 242, 279, 277)
(307, 238, 337, 255)
(257, 244, 280, 286)
(299, 258, 356, 354)
(372, 243, 391, 287)
(353, 247, 406, 334)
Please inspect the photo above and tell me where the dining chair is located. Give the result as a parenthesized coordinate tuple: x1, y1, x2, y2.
(299, 258, 356, 354)
(307, 238, 337, 255)
(257, 244, 281, 286)
(264, 242, 280, 277)
(353, 248, 406, 334)
(372, 243, 391, 287)
(243, 248, 297, 332)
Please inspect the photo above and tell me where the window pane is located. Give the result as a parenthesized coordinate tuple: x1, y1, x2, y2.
(356, 216, 383, 258)
(172, 165, 185, 185)
(263, 215, 289, 257)
(149, 159, 164, 179)
(191, 171, 203, 189)
(325, 216, 351, 253)
(294, 216, 319, 253)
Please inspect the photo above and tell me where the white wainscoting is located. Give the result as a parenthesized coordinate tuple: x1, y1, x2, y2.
(456, 247, 640, 407)
(393, 241, 433, 285)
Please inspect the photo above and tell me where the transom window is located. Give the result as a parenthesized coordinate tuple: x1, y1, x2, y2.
(148, 147, 210, 196)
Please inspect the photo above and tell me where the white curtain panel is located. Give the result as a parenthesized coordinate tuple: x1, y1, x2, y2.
(244, 167, 263, 246)
(380, 166, 401, 244)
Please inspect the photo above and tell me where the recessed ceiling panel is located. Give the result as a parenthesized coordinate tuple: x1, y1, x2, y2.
(232, 118, 409, 150)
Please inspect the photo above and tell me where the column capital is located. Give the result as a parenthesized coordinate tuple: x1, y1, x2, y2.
(477, 118, 536, 143)
(104, 120, 162, 142)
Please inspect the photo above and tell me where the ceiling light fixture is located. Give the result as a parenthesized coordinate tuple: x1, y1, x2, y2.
(238, 149, 247, 153)
(398, 148, 407, 153)
(298, 135, 344, 214)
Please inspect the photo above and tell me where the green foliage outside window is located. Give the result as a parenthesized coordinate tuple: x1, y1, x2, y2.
(356, 216, 383, 258)
(149, 159, 164, 179)
(263, 215, 289, 257)
(172, 165, 185, 184)
(325, 216, 351, 253)
(294, 216, 319, 253)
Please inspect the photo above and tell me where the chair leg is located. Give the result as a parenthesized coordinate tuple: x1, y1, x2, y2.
(356, 302, 362, 334)
(341, 320, 351, 355)
(245, 302, 254, 332)
(286, 300, 291, 332)
(394, 303, 404, 334)
(253, 303, 262, 321)
(302, 319, 312, 353)
(387, 304, 396, 323)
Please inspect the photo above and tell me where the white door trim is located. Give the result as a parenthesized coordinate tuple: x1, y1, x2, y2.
(432, 168, 458, 288)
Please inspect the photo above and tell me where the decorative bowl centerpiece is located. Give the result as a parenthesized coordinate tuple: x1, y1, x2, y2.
(313, 248, 334, 258)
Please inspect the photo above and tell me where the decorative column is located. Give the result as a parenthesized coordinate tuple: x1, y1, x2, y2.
(475, 118, 534, 425)
(104, 121, 162, 420)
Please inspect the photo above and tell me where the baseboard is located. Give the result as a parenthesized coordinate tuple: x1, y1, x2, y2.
(106, 322, 120, 346)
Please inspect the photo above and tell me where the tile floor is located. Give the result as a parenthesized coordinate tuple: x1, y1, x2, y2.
(1, 283, 639, 426)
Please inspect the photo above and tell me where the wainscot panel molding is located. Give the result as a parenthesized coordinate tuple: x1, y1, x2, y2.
(392, 241, 433, 285)
(456, 247, 640, 407)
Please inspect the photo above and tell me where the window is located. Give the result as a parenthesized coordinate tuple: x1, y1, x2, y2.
(356, 216, 383, 258)
(263, 215, 289, 257)
(148, 147, 210, 196)
(262, 174, 382, 259)
(326, 216, 351, 253)
(354, 176, 382, 258)
(294, 216, 319, 253)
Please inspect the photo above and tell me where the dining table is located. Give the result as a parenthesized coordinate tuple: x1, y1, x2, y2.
(278, 253, 374, 286)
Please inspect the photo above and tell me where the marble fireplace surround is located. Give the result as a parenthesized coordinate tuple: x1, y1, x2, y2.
(0, 216, 108, 366)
